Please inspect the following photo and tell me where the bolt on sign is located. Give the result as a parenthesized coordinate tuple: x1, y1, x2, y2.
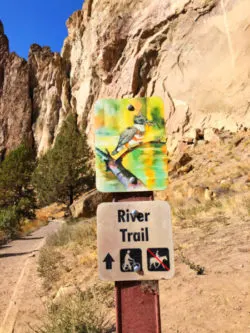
(94, 97, 168, 192)
(97, 201, 174, 281)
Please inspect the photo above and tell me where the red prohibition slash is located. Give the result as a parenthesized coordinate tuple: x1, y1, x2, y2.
(147, 248, 170, 271)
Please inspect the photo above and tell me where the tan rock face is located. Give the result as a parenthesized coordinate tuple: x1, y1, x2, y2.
(1, 0, 250, 156)
(28, 44, 71, 156)
(0, 27, 71, 157)
(62, 0, 250, 149)
(70, 189, 112, 218)
(0, 51, 32, 157)
(0, 22, 33, 158)
(0, 21, 9, 99)
(0, 21, 9, 63)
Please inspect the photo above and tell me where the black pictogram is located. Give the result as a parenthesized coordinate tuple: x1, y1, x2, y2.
(103, 253, 114, 270)
(120, 248, 142, 272)
(147, 248, 170, 271)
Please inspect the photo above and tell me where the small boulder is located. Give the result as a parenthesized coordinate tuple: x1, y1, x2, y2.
(204, 188, 216, 201)
(70, 189, 112, 218)
(188, 185, 215, 201)
(184, 128, 204, 143)
(176, 141, 189, 153)
(177, 164, 193, 175)
(176, 153, 192, 169)
(170, 152, 193, 174)
(204, 128, 221, 143)
(182, 137, 194, 144)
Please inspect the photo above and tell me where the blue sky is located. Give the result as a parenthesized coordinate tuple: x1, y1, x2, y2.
(0, 0, 84, 59)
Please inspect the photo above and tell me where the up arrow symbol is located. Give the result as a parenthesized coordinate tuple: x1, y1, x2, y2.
(103, 253, 114, 270)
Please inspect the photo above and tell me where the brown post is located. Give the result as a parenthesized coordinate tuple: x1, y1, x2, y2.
(113, 192, 161, 333)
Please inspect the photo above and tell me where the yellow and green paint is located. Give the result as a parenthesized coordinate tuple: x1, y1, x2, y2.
(95, 96, 168, 192)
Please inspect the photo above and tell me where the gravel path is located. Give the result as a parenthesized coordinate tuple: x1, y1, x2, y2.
(0, 220, 62, 333)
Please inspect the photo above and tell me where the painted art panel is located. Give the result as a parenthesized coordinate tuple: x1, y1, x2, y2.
(94, 97, 168, 192)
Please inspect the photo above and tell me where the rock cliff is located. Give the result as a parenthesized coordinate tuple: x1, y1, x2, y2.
(28, 44, 71, 156)
(0, 0, 250, 156)
(0, 23, 71, 157)
(0, 23, 33, 158)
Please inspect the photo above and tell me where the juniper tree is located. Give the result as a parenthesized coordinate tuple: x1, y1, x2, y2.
(0, 144, 36, 236)
(33, 113, 94, 207)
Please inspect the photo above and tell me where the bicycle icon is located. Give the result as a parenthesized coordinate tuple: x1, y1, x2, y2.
(120, 249, 142, 272)
(122, 259, 141, 271)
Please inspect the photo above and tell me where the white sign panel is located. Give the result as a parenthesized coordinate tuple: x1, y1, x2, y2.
(97, 201, 174, 281)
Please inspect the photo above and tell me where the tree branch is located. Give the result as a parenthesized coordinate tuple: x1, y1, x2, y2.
(96, 139, 166, 190)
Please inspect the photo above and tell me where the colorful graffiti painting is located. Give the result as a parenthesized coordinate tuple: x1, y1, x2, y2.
(94, 96, 168, 192)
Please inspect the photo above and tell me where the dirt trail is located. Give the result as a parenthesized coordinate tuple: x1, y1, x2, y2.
(0, 220, 62, 333)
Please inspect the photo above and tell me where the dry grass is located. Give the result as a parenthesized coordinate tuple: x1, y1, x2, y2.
(243, 196, 250, 215)
(37, 219, 114, 333)
(21, 218, 48, 235)
(173, 199, 222, 222)
(33, 288, 113, 333)
(164, 131, 250, 233)
(36, 203, 66, 221)
(38, 219, 97, 290)
(221, 192, 250, 219)
(172, 192, 250, 231)
(38, 247, 64, 289)
(20, 203, 66, 237)
(46, 220, 96, 248)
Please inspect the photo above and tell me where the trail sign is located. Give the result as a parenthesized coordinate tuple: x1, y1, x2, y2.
(94, 97, 168, 192)
(97, 201, 174, 281)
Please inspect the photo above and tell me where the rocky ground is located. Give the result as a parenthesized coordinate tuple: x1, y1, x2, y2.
(158, 129, 250, 332)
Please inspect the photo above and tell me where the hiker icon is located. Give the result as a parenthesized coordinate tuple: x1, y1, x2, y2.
(120, 249, 142, 272)
(147, 248, 170, 271)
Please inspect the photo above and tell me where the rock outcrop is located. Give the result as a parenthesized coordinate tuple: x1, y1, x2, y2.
(0, 22, 71, 157)
(28, 44, 71, 156)
(70, 189, 112, 218)
(1, 0, 250, 156)
(0, 21, 9, 97)
(62, 0, 250, 151)
(0, 23, 32, 158)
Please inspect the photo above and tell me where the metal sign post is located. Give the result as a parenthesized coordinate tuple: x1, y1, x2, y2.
(114, 192, 161, 333)
(94, 97, 174, 333)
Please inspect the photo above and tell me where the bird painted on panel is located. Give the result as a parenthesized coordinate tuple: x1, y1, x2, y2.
(111, 112, 152, 156)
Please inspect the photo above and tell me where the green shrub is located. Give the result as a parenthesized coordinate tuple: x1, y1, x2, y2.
(0, 206, 20, 237)
(0, 144, 36, 236)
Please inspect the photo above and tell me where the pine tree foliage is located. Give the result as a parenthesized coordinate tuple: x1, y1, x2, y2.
(33, 113, 94, 207)
(0, 144, 36, 236)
